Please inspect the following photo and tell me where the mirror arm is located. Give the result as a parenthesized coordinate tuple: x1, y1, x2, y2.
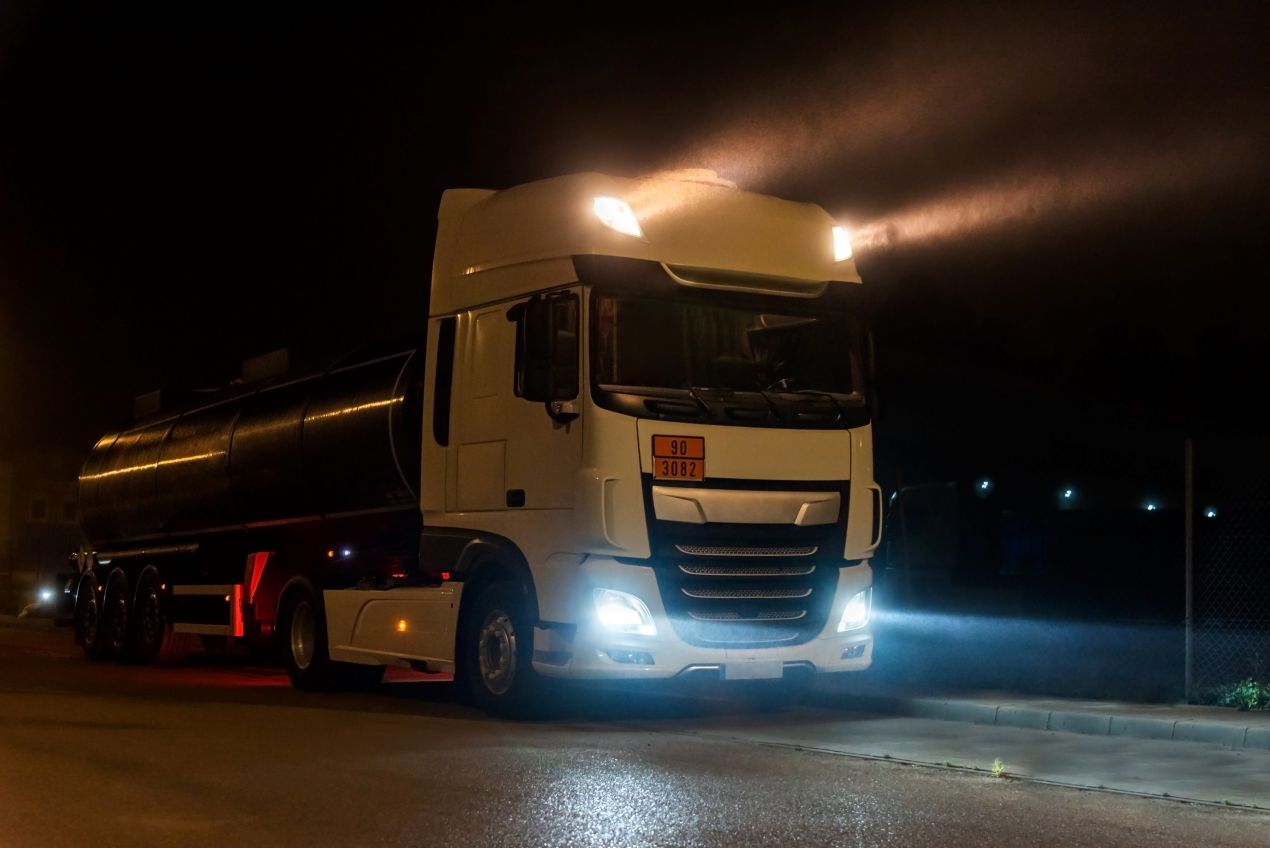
(545, 399, 580, 426)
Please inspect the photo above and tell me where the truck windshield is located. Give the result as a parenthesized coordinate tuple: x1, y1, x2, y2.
(593, 293, 867, 401)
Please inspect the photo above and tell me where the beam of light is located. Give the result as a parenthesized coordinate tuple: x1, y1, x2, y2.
(850, 134, 1262, 255)
(666, 9, 1135, 187)
(660, 7, 1266, 256)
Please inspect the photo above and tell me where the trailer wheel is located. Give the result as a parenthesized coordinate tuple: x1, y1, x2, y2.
(76, 573, 110, 661)
(462, 582, 542, 718)
(101, 570, 131, 660)
(128, 569, 196, 665)
(281, 583, 383, 691)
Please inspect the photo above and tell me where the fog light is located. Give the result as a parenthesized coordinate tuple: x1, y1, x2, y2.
(837, 589, 871, 632)
(841, 644, 867, 660)
(593, 588, 656, 636)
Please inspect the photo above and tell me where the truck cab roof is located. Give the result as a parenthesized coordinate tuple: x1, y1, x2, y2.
(429, 170, 862, 316)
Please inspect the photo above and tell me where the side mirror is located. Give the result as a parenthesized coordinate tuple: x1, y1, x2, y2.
(512, 293, 580, 413)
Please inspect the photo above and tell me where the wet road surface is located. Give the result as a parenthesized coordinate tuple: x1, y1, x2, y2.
(1, 626, 1267, 847)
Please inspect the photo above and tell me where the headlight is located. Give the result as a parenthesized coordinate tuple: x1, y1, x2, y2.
(593, 588, 657, 636)
(593, 196, 644, 238)
(39, 588, 54, 603)
(832, 225, 853, 262)
(837, 589, 871, 632)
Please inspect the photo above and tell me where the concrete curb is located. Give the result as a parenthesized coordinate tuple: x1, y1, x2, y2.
(834, 691, 1270, 751)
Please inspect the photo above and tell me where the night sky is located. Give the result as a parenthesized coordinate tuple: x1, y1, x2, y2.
(2, 2, 1268, 489)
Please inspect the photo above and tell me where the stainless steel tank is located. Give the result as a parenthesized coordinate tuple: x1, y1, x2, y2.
(78, 347, 422, 545)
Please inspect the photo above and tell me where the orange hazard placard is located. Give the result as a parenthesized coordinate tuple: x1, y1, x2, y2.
(652, 435, 705, 481)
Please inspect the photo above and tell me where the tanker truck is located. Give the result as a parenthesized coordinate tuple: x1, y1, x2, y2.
(70, 169, 881, 715)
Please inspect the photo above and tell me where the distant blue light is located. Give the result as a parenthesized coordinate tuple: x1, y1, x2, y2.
(1062, 489, 1074, 500)
(1204, 507, 1218, 519)
(341, 548, 352, 558)
(1145, 502, 1158, 512)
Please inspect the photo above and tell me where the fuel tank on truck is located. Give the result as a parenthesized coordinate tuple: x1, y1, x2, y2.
(78, 346, 423, 546)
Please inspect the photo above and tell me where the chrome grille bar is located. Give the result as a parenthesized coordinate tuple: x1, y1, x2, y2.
(679, 563, 816, 577)
(692, 630, 802, 645)
(674, 544, 818, 558)
(688, 609, 808, 622)
(681, 586, 813, 600)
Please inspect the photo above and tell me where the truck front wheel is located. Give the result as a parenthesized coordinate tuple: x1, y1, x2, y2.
(462, 582, 542, 718)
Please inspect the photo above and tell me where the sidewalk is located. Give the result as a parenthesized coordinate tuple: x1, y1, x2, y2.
(814, 681, 1270, 750)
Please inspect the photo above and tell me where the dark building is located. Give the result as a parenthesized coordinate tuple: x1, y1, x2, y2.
(0, 450, 85, 612)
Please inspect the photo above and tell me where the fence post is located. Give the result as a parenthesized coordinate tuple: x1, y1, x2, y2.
(1184, 437, 1194, 702)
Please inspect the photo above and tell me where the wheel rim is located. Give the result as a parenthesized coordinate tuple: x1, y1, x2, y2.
(140, 588, 162, 648)
(478, 610, 517, 696)
(290, 601, 316, 671)
(108, 592, 129, 650)
(80, 594, 99, 645)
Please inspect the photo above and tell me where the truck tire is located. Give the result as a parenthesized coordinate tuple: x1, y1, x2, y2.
(280, 583, 384, 691)
(101, 570, 131, 660)
(461, 582, 543, 718)
(76, 573, 110, 661)
(128, 569, 165, 664)
(128, 569, 197, 665)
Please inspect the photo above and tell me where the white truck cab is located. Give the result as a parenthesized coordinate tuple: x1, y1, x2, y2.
(324, 169, 880, 712)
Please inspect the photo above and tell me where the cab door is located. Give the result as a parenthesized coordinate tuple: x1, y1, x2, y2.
(447, 289, 582, 513)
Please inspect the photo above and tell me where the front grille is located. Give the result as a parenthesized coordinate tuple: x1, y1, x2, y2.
(656, 549, 839, 647)
(644, 475, 848, 649)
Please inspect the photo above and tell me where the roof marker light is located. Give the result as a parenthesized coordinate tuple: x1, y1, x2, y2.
(593, 197, 643, 238)
(833, 226, 854, 262)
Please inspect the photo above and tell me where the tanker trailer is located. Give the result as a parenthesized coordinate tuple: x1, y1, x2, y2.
(73, 344, 423, 686)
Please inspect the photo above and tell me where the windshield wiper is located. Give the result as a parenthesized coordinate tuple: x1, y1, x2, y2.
(788, 389, 866, 407)
(687, 387, 715, 415)
(778, 389, 867, 419)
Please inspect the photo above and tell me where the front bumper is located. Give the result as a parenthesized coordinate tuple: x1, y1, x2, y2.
(532, 556, 873, 680)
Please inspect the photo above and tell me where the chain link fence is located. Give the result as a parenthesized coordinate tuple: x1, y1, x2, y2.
(1192, 439, 1270, 700)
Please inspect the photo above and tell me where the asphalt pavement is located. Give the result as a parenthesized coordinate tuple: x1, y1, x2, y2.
(1, 624, 1268, 847)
